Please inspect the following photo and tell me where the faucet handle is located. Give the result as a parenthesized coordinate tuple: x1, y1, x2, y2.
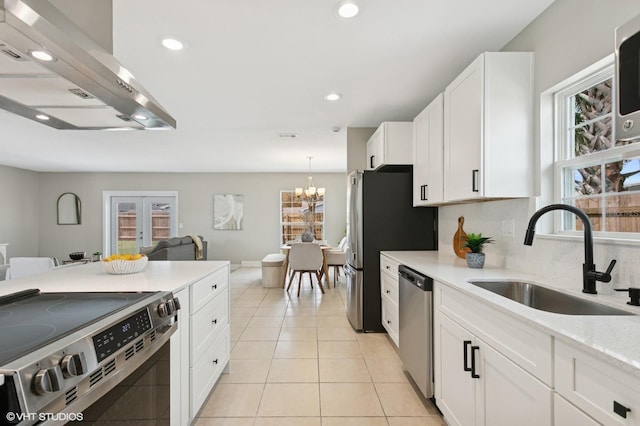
(587, 259, 617, 283)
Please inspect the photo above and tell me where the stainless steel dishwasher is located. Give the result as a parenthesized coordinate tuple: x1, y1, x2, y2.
(398, 264, 433, 399)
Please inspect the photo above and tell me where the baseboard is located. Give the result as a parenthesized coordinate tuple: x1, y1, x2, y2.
(240, 260, 261, 267)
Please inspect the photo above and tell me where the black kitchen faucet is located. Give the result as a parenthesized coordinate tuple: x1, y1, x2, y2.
(523, 204, 616, 294)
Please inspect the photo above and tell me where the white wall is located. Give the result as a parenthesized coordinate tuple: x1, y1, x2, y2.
(438, 0, 640, 291)
(32, 171, 346, 264)
(0, 165, 40, 258)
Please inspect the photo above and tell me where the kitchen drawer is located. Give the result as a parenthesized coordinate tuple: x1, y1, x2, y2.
(556, 340, 640, 425)
(191, 327, 229, 418)
(381, 297, 399, 347)
(190, 287, 229, 365)
(380, 271, 399, 305)
(380, 255, 400, 278)
(191, 267, 229, 314)
(436, 283, 553, 385)
(555, 394, 601, 426)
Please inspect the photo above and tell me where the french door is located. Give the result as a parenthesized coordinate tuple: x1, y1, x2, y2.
(104, 192, 178, 255)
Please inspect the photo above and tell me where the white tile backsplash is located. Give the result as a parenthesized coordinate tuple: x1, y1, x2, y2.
(438, 198, 640, 292)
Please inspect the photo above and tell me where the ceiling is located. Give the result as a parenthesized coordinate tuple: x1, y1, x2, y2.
(0, 0, 556, 173)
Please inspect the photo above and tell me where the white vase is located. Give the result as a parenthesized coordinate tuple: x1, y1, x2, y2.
(466, 252, 485, 269)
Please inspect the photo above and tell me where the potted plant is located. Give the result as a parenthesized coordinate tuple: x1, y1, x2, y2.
(92, 251, 102, 262)
(463, 233, 494, 269)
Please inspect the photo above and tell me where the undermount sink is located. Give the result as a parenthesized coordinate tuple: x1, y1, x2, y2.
(468, 280, 634, 316)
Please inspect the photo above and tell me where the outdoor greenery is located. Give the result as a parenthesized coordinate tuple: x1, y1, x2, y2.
(572, 79, 639, 195)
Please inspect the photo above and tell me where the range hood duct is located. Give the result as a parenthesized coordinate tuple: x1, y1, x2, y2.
(0, 0, 176, 130)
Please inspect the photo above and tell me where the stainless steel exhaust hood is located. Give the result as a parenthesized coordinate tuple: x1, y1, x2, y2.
(0, 0, 176, 130)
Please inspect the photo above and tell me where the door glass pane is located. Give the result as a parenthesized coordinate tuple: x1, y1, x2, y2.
(151, 202, 171, 245)
(117, 202, 138, 254)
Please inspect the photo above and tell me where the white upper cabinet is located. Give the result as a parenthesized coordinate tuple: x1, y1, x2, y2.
(413, 93, 444, 206)
(443, 52, 534, 203)
(365, 122, 413, 170)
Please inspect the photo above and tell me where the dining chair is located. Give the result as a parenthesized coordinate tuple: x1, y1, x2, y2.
(325, 237, 347, 287)
(7, 257, 55, 279)
(286, 243, 325, 296)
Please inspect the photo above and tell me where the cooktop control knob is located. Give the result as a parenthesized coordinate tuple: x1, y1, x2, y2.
(158, 298, 180, 317)
(61, 352, 87, 378)
(33, 365, 63, 395)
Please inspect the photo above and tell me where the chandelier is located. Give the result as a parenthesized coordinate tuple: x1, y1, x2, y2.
(295, 157, 325, 201)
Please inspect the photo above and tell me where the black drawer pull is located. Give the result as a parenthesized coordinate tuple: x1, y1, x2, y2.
(213, 359, 219, 365)
(614, 401, 631, 418)
(463, 340, 472, 372)
(370, 155, 375, 169)
(471, 345, 480, 379)
(387, 320, 391, 325)
(212, 318, 218, 325)
(211, 284, 218, 290)
(386, 289, 391, 294)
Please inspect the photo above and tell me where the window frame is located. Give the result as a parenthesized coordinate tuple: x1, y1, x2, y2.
(547, 55, 640, 241)
(279, 189, 325, 245)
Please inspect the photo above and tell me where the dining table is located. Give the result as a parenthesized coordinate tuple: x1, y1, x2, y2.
(279, 242, 332, 289)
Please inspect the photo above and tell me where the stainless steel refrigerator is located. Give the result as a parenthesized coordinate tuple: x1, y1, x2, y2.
(344, 167, 438, 332)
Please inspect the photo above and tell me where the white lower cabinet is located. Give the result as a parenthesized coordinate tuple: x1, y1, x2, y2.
(380, 254, 400, 347)
(555, 339, 640, 425)
(435, 283, 552, 426)
(169, 262, 230, 425)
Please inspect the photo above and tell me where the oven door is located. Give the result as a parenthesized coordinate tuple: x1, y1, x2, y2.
(81, 340, 170, 423)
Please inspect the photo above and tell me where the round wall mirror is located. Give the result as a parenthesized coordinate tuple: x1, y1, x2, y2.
(57, 192, 81, 225)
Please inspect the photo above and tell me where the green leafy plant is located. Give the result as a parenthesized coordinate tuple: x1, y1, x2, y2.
(463, 233, 494, 253)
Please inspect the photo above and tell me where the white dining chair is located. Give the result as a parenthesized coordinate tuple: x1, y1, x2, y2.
(286, 243, 325, 296)
(325, 237, 347, 287)
(7, 257, 55, 279)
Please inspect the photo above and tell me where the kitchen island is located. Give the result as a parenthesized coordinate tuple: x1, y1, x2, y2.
(383, 251, 640, 426)
(1, 260, 230, 425)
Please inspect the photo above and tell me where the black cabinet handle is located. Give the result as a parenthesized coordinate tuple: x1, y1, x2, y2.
(420, 184, 429, 201)
(472, 169, 479, 192)
(463, 340, 472, 372)
(211, 284, 218, 290)
(213, 359, 219, 365)
(370, 155, 375, 169)
(471, 345, 480, 378)
(614, 401, 631, 418)
(212, 318, 218, 325)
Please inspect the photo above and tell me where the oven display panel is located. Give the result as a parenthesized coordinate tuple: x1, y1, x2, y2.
(92, 308, 152, 362)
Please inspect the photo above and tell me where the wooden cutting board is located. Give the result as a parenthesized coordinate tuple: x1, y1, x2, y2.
(453, 216, 471, 258)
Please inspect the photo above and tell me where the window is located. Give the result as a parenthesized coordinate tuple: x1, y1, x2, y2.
(555, 60, 640, 236)
(280, 190, 325, 244)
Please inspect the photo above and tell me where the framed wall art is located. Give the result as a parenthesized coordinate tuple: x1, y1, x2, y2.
(213, 194, 244, 230)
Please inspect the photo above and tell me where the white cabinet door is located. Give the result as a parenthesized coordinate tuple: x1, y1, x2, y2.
(413, 93, 444, 206)
(443, 52, 533, 203)
(435, 312, 477, 426)
(435, 289, 552, 426)
(477, 339, 553, 426)
(444, 56, 483, 202)
(366, 127, 384, 170)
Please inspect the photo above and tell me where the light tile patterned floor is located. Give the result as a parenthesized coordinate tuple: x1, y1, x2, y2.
(194, 267, 446, 425)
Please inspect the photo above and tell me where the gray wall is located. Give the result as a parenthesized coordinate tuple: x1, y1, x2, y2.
(0, 165, 40, 258)
(437, 0, 640, 290)
(0, 168, 346, 265)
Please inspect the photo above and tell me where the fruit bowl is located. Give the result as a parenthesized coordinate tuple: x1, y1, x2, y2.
(69, 251, 86, 261)
(102, 254, 148, 275)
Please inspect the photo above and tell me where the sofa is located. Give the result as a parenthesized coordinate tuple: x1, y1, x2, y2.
(142, 235, 208, 261)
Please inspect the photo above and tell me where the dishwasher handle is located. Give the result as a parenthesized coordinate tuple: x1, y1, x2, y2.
(398, 265, 433, 291)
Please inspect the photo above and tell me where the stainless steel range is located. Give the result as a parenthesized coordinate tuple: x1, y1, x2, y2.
(0, 289, 180, 425)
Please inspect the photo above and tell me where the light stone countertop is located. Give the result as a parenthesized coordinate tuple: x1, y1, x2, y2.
(0, 260, 230, 297)
(381, 250, 640, 378)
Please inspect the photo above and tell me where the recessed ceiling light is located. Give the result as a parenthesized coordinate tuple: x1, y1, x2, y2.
(30, 50, 55, 61)
(133, 114, 148, 120)
(35, 114, 49, 121)
(337, 1, 359, 18)
(162, 38, 184, 51)
(324, 92, 341, 101)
